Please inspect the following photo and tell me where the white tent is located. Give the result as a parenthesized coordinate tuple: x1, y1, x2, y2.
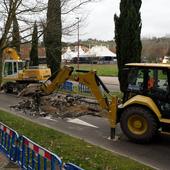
(74, 46, 87, 57)
(86, 46, 116, 57)
(62, 46, 117, 64)
(62, 47, 76, 61)
(85, 46, 117, 64)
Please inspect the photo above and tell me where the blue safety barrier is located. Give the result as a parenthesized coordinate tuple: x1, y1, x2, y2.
(0, 122, 85, 170)
(78, 83, 90, 93)
(60, 81, 73, 91)
(0, 122, 19, 161)
(17, 136, 63, 170)
(64, 163, 84, 170)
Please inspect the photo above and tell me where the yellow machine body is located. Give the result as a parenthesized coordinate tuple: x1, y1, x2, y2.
(2, 48, 51, 93)
(122, 95, 161, 119)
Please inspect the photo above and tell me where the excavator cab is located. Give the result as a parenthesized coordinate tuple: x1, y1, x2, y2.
(3, 60, 26, 78)
(119, 63, 170, 143)
(124, 64, 170, 116)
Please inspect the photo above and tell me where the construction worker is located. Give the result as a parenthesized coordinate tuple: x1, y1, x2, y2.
(148, 77, 155, 89)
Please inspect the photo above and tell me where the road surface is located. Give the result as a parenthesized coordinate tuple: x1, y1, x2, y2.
(1, 93, 170, 170)
(100, 76, 120, 91)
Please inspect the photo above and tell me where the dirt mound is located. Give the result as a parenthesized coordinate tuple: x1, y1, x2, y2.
(11, 93, 101, 118)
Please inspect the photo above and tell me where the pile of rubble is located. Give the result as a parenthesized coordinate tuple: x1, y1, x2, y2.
(11, 93, 102, 118)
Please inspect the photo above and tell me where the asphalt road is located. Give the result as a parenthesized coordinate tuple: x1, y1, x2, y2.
(1, 93, 170, 170)
(99, 76, 120, 92)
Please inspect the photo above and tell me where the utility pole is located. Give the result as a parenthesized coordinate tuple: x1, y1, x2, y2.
(76, 17, 80, 70)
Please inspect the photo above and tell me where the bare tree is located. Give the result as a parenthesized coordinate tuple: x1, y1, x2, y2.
(0, 0, 99, 85)
(0, 0, 48, 85)
(0, 0, 22, 85)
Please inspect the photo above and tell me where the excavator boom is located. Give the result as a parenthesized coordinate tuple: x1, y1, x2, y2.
(41, 66, 74, 94)
(3, 48, 20, 60)
(41, 66, 112, 109)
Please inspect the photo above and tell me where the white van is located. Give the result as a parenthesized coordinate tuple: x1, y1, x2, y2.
(162, 56, 170, 63)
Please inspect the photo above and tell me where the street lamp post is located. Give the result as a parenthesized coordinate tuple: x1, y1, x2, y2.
(76, 17, 80, 70)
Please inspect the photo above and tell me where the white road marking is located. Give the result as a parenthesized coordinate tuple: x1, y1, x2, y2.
(43, 116, 58, 122)
(67, 118, 98, 128)
(42, 116, 98, 128)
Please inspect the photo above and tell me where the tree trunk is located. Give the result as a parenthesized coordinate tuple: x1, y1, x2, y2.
(44, 0, 62, 74)
(0, 49, 3, 87)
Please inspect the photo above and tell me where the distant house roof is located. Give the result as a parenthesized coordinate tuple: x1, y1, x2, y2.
(20, 47, 46, 59)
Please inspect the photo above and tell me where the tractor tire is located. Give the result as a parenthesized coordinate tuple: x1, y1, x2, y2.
(120, 106, 158, 143)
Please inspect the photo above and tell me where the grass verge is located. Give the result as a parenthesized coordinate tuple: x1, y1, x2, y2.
(0, 110, 154, 170)
(69, 64, 118, 76)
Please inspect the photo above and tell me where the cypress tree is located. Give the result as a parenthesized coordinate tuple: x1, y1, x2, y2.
(44, 0, 62, 74)
(29, 22, 39, 66)
(11, 14, 20, 52)
(114, 0, 142, 92)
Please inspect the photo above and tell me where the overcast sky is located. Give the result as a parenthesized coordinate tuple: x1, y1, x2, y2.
(69, 0, 170, 41)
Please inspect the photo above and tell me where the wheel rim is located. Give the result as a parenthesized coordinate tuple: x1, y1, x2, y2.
(128, 115, 148, 135)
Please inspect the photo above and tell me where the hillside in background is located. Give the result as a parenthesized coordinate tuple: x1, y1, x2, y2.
(20, 37, 170, 63)
(63, 37, 170, 62)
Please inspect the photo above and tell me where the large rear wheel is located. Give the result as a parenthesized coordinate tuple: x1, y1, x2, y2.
(120, 106, 158, 143)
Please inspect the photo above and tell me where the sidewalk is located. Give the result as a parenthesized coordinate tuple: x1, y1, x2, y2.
(99, 76, 120, 91)
(0, 152, 19, 170)
(0, 153, 7, 168)
(100, 76, 119, 85)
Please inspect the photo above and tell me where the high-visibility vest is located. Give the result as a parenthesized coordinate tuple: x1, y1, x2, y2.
(148, 78, 155, 89)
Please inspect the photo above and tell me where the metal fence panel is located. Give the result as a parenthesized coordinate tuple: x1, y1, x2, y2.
(17, 136, 62, 170)
(0, 123, 85, 170)
(0, 122, 19, 161)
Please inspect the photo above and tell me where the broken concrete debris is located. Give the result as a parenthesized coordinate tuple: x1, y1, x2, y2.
(11, 93, 102, 118)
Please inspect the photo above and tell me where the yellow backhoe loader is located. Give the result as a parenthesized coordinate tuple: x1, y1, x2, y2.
(2, 48, 51, 93)
(20, 63, 170, 143)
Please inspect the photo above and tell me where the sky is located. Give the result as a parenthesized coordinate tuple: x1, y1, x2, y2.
(70, 0, 170, 41)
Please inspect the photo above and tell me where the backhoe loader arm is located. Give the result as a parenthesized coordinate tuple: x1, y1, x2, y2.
(72, 69, 118, 137)
(71, 69, 110, 110)
(40, 65, 117, 138)
(41, 65, 112, 110)
(41, 66, 74, 94)
(3, 48, 20, 60)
